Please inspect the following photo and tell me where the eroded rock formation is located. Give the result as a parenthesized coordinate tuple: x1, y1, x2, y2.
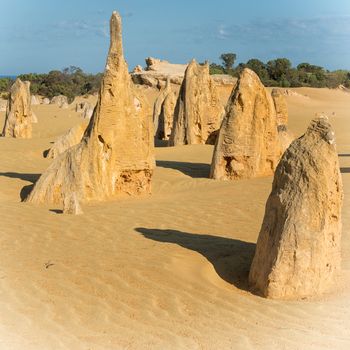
(51, 95, 69, 108)
(0, 99, 7, 112)
(153, 79, 177, 140)
(169, 60, 224, 146)
(2, 79, 34, 138)
(271, 88, 288, 127)
(271, 88, 294, 151)
(76, 101, 94, 119)
(63, 192, 83, 215)
(31, 112, 38, 123)
(249, 117, 343, 299)
(31, 95, 40, 105)
(26, 11, 154, 205)
(131, 57, 187, 87)
(45, 122, 88, 159)
(210, 68, 281, 180)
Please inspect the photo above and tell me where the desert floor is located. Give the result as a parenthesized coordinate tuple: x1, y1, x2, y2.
(0, 87, 349, 349)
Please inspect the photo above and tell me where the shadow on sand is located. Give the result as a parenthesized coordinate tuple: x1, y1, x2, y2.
(135, 227, 255, 291)
(156, 160, 210, 178)
(338, 154, 350, 157)
(154, 139, 169, 148)
(340, 167, 350, 174)
(0, 172, 40, 201)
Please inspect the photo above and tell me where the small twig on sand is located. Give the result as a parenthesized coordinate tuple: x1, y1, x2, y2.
(44, 261, 55, 269)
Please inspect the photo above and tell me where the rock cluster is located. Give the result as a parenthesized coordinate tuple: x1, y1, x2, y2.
(131, 57, 187, 88)
(210, 68, 281, 180)
(2, 78, 35, 138)
(249, 117, 343, 299)
(26, 11, 154, 206)
(169, 60, 224, 146)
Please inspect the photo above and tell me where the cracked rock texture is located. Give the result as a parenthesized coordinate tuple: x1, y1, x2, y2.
(2, 79, 35, 138)
(169, 60, 224, 146)
(26, 11, 154, 205)
(249, 117, 343, 299)
(210, 68, 282, 180)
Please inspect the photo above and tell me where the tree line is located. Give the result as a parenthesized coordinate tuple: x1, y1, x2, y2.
(0, 66, 102, 102)
(1, 55, 349, 101)
(210, 53, 350, 88)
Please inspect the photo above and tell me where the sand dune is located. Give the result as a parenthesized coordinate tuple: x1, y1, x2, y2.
(0, 88, 349, 349)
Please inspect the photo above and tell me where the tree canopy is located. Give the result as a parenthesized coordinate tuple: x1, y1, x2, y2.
(0, 66, 102, 102)
(209, 55, 350, 88)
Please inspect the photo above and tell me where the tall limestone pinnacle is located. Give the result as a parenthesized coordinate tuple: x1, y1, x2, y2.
(249, 117, 343, 299)
(26, 11, 154, 205)
(2, 78, 34, 138)
(210, 68, 282, 180)
(169, 59, 223, 146)
(153, 78, 177, 140)
(271, 88, 294, 151)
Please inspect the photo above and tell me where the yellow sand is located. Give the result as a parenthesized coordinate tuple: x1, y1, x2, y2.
(0, 88, 349, 349)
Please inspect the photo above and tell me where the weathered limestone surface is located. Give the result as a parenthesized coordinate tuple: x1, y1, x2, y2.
(45, 122, 88, 159)
(76, 101, 89, 113)
(159, 89, 177, 140)
(153, 79, 177, 140)
(26, 11, 154, 205)
(76, 101, 95, 119)
(63, 192, 83, 215)
(82, 106, 94, 119)
(271, 88, 294, 151)
(249, 117, 343, 299)
(210, 68, 281, 180)
(0, 99, 7, 112)
(31, 95, 40, 105)
(2, 79, 34, 138)
(271, 88, 288, 126)
(169, 60, 224, 146)
(131, 57, 186, 87)
(31, 112, 38, 123)
(211, 74, 237, 86)
(51, 95, 69, 108)
(132, 65, 143, 73)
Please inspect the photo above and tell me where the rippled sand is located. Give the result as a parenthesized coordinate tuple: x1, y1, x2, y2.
(0, 88, 349, 349)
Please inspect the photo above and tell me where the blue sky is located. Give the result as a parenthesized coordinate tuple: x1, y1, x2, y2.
(1, 0, 350, 74)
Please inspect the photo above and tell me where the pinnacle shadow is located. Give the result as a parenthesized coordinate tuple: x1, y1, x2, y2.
(154, 139, 169, 148)
(338, 154, 350, 157)
(340, 167, 350, 173)
(0, 172, 40, 201)
(156, 160, 210, 178)
(49, 209, 63, 214)
(135, 227, 255, 292)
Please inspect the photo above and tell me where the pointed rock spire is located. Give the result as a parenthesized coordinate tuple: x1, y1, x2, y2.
(169, 60, 224, 145)
(210, 68, 282, 180)
(25, 11, 154, 205)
